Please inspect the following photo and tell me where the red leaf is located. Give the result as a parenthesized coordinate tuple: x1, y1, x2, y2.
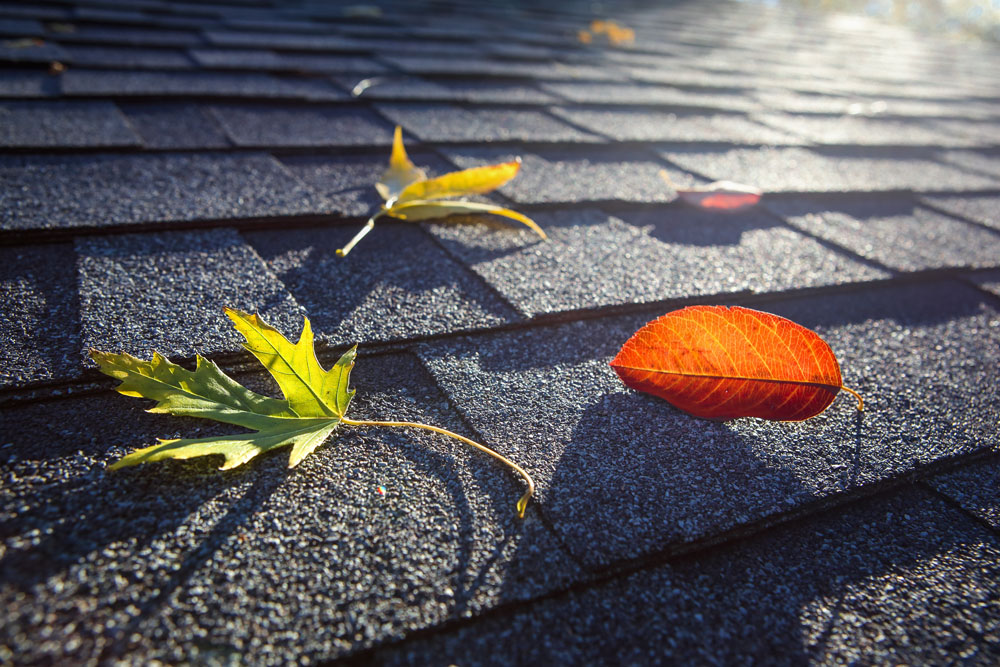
(676, 180, 762, 211)
(611, 305, 861, 421)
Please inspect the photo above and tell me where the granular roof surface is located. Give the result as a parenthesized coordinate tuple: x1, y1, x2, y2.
(2, 0, 1000, 664)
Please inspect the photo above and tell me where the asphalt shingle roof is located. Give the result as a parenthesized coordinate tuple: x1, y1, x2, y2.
(2, 0, 1000, 664)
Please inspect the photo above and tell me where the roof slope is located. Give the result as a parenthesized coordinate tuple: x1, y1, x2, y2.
(2, 0, 1000, 664)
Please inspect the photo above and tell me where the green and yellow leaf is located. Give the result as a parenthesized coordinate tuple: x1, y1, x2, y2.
(92, 311, 357, 470)
(375, 126, 426, 204)
(337, 126, 545, 257)
(388, 199, 547, 239)
(395, 160, 521, 205)
(224, 307, 355, 419)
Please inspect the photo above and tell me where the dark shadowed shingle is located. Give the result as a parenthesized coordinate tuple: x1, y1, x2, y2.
(120, 103, 230, 149)
(968, 269, 1000, 298)
(203, 29, 364, 51)
(376, 104, 601, 144)
(61, 69, 346, 101)
(0, 243, 81, 387)
(766, 195, 1000, 271)
(0, 153, 320, 230)
(76, 228, 304, 360)
(375, 487, 1000, 665)
(209, 104, 391, 147)
(190, 48, 388, 74)
(0, 100, 141, 148)
(927, 456, 1000, 529)
(245, 223, 519, 345)
(61, 44, 194, 69)
(0, 37, 69, 63)
(277, 151, 454, 217)
(59, 25, 203, 47)
(920, 194, 1000, 231)
(0, 18, 44, 36)
(424, 207, 888, 317)
(1, 353, 580, 664)
(0, 69, 59, 98)
(419, 282, 1000, 566)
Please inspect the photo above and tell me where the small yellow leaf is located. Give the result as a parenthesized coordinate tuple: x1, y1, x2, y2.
(395, 160, 521, 205)
(375, 126, 426, 203)
(387, 200, 547, 240)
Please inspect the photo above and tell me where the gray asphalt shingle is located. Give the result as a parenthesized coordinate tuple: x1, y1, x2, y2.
(246, 223, 520, 345)
(120, 103, 230, 149)
(209, 104, 391, 147)
(61, 44, 194, 69)
(0, 69, 59, 98)
(0, 243, 81, 387)
(425, 206, 889, 317)
(345, 76, 560, 104)
(76, 228, 305, 361)
(3, 0, 1000, 663)
(752, 112, 977, 147)
(927, 457, 1000, 529)
(766, 195, 1000, 271)
(540, 82, 762, 112)
(0, 100, 141, 148)
(921, 194, 1000, 230)
(442, 147, 701, 204)
(1, 353, 580, 665)
(376, 104, 601, 144)
(419, 282, 1000, 566)
(61, 69, 346, 100)
(551, 108, 803, 144)
(0, 153, 320, 231)
(659, 146, 1000, 192)
(375, 487, 1000, 665)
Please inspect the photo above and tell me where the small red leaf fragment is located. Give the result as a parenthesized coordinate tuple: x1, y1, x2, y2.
(611, 305, 845, 421)
(677, 180, 762, 211)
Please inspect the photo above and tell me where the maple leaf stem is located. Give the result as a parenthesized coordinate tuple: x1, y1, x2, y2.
(341, 416, 535, 518)
(841, 385, 864, 411)
(337, 210, 389, 257)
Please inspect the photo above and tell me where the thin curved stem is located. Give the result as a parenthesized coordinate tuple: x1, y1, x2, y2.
(337, 209, 389, 257)
(841, 385, 864, 411)
(341, 416, 535, 518)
